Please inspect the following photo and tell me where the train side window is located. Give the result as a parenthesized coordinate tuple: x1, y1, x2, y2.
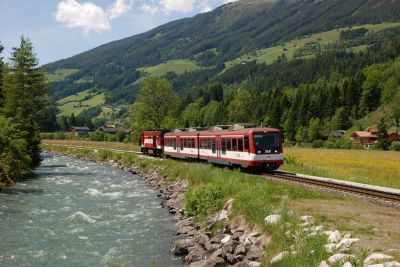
(222, 138, 226, 154)
(192, 138, 195, 148)
(208, 139, 211, 149)
(232, 138, 237, 151)
(212, 139, 216, 153)
(173, 139, 176, 150)
(180, 138, 184, 150)
(238, 138, 243, 152)
(244, 136, 249, 151)
(227, 138, 231, 151)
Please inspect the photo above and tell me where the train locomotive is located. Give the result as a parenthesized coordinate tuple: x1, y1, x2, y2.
(140, 124, 283, 171)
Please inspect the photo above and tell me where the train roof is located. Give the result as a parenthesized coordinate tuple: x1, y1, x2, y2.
(164, 127, 281, 137)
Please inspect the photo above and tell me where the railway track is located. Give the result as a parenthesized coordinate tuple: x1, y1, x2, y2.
(266, 171, 400, 208)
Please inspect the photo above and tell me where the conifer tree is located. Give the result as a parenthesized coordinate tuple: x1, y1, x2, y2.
(0, 43, 4, 107)
(3, 36, 47, 167)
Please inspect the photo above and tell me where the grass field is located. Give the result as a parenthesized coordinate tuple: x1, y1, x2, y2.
(139, 59, 200, 76)
(224, 22, 400, 71)
(46, 68, 79, 82)
(57, 90, 105, 116)
(281, 147, 400, 189)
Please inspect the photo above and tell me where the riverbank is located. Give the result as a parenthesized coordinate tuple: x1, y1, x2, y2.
(42, 144, 400, 266)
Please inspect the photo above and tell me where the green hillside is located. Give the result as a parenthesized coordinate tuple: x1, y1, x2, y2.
(46, 68, 79, 82)
(57, 90, 105, 116)
(224, 22, 400, 70)
(139, 60, 200, 76)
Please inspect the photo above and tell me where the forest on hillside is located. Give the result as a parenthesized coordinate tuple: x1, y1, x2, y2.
(53, 26, 400, 149)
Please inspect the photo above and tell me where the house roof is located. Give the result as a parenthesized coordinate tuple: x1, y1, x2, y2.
(352, 131, 377, 138)
(72, 127, 90, 131)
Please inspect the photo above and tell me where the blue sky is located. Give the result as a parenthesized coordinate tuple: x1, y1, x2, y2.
(0, 0, 236, 65)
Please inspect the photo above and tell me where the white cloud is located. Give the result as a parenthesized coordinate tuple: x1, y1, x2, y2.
(222, 0, 238, 4)
(141, 3, 159, 15)
(160, 0, 196, 14)
(54, 0, 133, 33)
(199, 0, 212, 12)
(108, 0, 133, 20)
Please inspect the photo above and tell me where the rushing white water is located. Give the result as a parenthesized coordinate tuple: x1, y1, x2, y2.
(0, 153, 181, 267)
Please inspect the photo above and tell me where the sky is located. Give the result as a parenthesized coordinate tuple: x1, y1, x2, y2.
(0, 0, 237, 65)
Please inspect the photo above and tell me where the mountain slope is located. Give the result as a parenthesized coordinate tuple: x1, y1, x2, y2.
(44, 0, 400, 73)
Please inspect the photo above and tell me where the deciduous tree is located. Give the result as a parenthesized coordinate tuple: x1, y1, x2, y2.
(131, 76, 181, 132)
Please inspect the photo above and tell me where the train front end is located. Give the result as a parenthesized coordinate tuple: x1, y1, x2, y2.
(248, 129, 284, 171)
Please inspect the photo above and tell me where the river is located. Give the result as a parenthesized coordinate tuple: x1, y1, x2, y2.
(0, 153, 181, 267)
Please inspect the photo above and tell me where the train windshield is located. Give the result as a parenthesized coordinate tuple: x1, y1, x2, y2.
(253, 132, 280, 154)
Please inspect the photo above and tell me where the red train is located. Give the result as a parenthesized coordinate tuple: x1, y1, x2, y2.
(140, 124, 284, 171)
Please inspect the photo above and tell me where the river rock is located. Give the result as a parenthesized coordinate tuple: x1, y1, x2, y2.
(364, 253, 394, 265)
(221, 235, 231, 244)
(234, 244, 247, 255)
(328, 230, 341, 243)
(171, 238, 195, 256)
(186, 245, 206, 264)
(319, 260, 330, 267)
(264, 214, 281, 225)
(247, 245, 264, 260)
(342, 262, 352, 267)
(248, 261, 261, 267)
(221, 240, 239, 256)
(335, 238, 359, 251)
(270, 251, 289, 263)
(177, 225, 195, 235)
(328, 253, 355, 264)
(223, 198, 234, 212)
(325, 243, 336, 253)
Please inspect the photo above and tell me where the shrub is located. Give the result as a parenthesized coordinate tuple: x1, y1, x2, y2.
(325, 141, 335, 149)
(185, 185, 224, 217)
(89, 130, 105, 141)
(390, 141, 400, 151)
(312, 140, 323, 148)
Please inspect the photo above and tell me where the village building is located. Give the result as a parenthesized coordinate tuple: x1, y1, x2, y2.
(71, 127, 90, 136)
(349, 131, 377, 149)
(388, 132, 400, 142)
(99, 125, 122, 135)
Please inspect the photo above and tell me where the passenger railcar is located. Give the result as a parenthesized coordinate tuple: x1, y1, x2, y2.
(140, 130, 165, 156)
(162, 125, 283, 171)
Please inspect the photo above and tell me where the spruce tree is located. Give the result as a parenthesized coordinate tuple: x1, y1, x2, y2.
(0, 43, 4, 107)
(3, 36, 47, 167)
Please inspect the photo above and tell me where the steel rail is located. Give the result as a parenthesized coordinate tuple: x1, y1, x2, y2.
(265, 171, 400, 205)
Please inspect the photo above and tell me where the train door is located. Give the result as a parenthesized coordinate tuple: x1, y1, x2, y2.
(153, 135, 157, 148)
(216, 135, 221, 159)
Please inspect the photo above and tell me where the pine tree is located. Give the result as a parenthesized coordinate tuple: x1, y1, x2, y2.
(3, 36, 47, 167)
(0, 42, 4, 107)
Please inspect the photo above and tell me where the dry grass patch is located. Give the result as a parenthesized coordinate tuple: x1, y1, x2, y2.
(291, 199, 400, 253)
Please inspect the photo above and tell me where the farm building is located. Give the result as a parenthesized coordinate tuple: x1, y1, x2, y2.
(99, 125, 122, 135)
(71, 127, 90, 136)
(388, 132, 400, 142)
(350, 131, 377, 149)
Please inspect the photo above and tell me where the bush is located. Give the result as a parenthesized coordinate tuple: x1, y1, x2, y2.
(390, 141, 400, 151)
(325, 141, 335, 149)
(312, 140, 323, 148)
(185, 185, 224, 217)
(89, 130, 105, 141)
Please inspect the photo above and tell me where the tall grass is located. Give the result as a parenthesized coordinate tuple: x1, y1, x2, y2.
(282, 147, 400, 189)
